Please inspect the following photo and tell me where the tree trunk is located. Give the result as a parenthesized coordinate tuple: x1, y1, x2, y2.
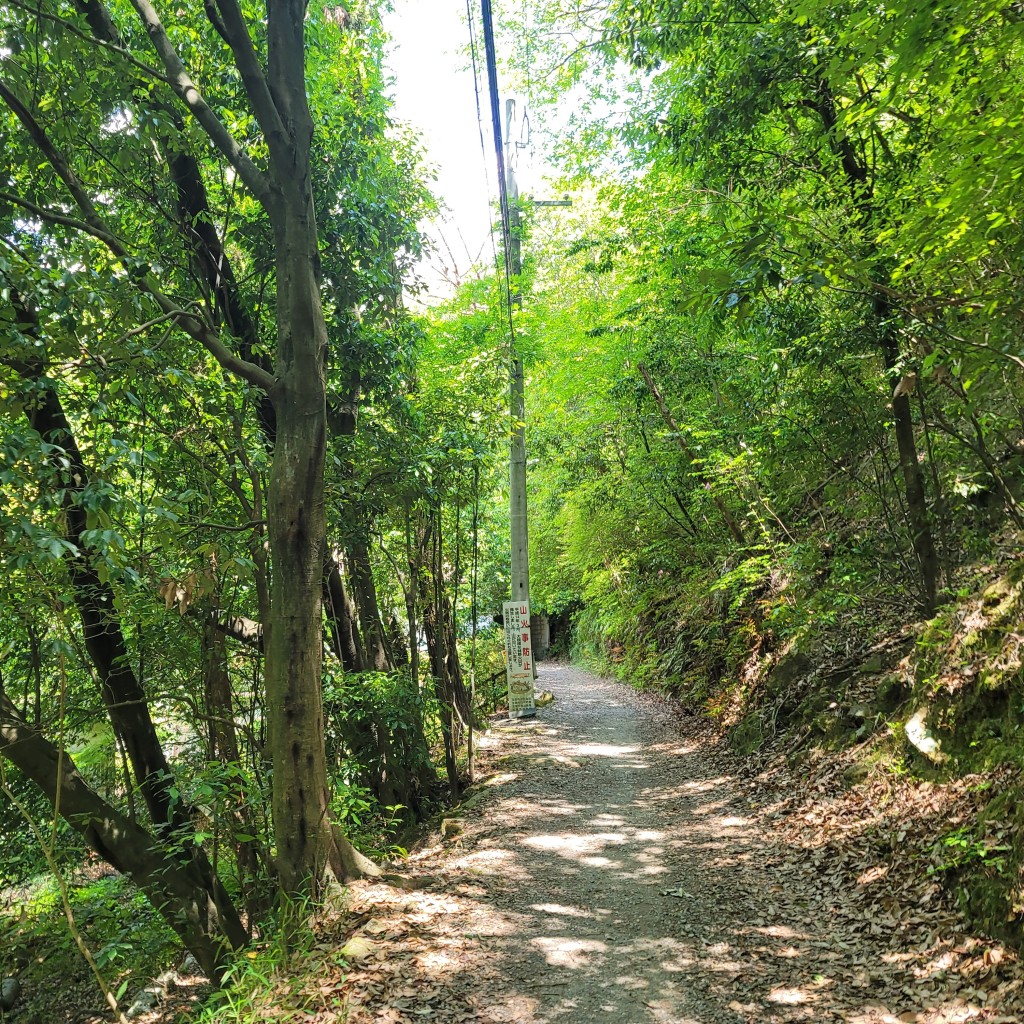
(82, 0, 363, 904)
(324, 554, 366, 672)
(349, 537, 394, 672)
(423, 599, 460, 797)
(812, 76, 940, 612)
(0, 694, 243, 978)
(879, 320, 940, 612)
(202, 622, 264, 920)
(422, 511, 461, 797)
(405, 503, 421, 686)
(442, 596, 472, 729)
(263, 102, 339, 896)
(7, 296, 245, 949)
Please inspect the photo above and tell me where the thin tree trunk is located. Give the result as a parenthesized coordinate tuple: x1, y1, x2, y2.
(0, 694, 243, 978)
(442, 597, 472, 729)
(73, 0, 364, 904)
(405, 503, 420, 687)
(424, 600, 460, 797)
(879, 324, 940, 611)
(7, 297, 245, 949)
(202, 622, 264, 922)
(812, 75, 940, 612)
(324, 554, 366, 672)
(917, 388, 950, 556)
(638, 363, 747, 546)
(349, 537, 394, 672)
(424, 514, 460, 797)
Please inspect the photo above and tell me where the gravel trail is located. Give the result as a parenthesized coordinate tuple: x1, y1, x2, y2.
(445, 662, 757, 1024)
(344, 663, 1014, 1024)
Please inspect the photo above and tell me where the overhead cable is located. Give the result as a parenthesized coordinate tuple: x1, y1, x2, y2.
(479, 0, 518, 340)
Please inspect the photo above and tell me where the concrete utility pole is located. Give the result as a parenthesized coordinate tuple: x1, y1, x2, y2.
(502, 98, 537, 718)
(499, 99, 572, 718)
(506, 99, 528, 613)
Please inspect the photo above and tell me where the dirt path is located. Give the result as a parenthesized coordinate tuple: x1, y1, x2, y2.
(341, 664, 1020, 1024)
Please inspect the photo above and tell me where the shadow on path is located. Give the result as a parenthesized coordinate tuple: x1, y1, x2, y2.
(346, 664, 1015, 1024)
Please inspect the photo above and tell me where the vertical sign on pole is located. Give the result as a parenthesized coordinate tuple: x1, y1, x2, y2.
(503, 600, 536, 719)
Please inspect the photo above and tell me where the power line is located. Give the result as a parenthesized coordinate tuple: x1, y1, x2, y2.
(479, 0, 518, 345)
(465, 0, 499, 276)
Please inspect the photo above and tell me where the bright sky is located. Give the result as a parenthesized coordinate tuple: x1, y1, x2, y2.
(382, 0, 537, 300)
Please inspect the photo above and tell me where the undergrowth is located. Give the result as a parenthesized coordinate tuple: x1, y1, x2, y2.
(565, 529, 1024, 947)
(0, 871, 177, 1011)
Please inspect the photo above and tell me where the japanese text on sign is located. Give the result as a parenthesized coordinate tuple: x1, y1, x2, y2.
(503, 600, 535, 719)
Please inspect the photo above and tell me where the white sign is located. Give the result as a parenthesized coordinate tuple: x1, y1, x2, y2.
(503, 600, 536, 719)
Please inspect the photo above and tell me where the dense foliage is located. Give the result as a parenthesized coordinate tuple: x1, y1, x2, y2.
(0, 0, 509, 989)
(496, 0, 1024, 694)
(2, 0, 1024, 1011)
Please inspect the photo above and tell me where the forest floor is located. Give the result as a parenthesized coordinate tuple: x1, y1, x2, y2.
(10, 662, 1024, 1024)
(327, 663, 1023, 1024)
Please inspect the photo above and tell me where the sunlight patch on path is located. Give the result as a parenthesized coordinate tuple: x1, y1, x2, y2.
(337, 663, 1020, 1024)
(531, 936, 608, 968)
(572, 743, 639, 757)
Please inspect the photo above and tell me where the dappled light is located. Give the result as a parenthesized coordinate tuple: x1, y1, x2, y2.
(572, 743, 640, 758)
(323, 665, 1024, 1023)
(2, 0, 1022, 1018)
(531, 936, 609, 969)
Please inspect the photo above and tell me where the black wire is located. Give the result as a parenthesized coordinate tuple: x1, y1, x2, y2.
(466, 0, 500, 274)
(479, 0, 518, 351)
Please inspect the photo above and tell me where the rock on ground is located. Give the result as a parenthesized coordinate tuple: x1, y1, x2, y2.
(1, 976, 21, 1011)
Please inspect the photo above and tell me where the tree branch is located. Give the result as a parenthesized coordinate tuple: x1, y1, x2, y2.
(59, 0, 277, 402)
(212, 611, 263, 649)
(1, 0, 173, 85)
(211, 0, 289, 157)
(0, 84, 276, 393)
(201, 0, 232, 45)
(0, 188, 124, 250)
(0, 78, 133, 258)
(266, 0, 314, 157)
(124, 0, 274, 209)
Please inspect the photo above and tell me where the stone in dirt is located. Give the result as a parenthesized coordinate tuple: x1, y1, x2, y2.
(0, 976, 20, 1011)
(440, 817, 463, 839)
(906, 706, 945, 762)
(125, 972, 179, 1018)
(179, 952, 203, 976)
(126, 987, 162, 1018)
(339, 935, 377, 962)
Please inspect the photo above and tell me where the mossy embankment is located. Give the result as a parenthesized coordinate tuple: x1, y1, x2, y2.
(571, 543, 1024, 948)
